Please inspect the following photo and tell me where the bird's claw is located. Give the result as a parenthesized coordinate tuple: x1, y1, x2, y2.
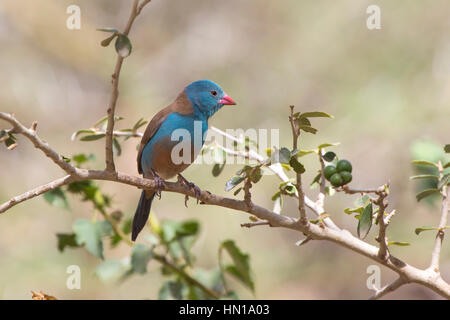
(151, 169, 166, 199)
(177, 174, 201, 205)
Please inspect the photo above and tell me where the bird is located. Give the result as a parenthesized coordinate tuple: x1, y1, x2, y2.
(132, 80, 236, 241)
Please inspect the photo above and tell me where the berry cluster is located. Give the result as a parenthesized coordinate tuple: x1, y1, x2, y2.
(324, 159, 353, 187)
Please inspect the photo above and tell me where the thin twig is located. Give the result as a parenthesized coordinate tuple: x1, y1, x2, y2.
(341, 185, 380, 195)
(0, 175, 73, 214)
(375, 185, 389, 260)
(105, 0, 152, 172)
(241, 221, 270, 228)
(289, 105, 308, 225)
(429, 161, 449, 273)
(369, 277, 406, 300)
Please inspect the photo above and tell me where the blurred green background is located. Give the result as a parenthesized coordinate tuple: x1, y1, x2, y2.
(0, 0, 449, 299)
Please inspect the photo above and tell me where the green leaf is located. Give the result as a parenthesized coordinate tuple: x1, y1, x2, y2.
(192, 268, 223, 295)
(131, 244, 153, 274)
(298, 125, 317, 134)
(113, 137, 122, 156)
(71, 129, 96, 141)
(444, 144, 450, 153)
(443, 162, 450, 169)
(56, 233, 80, 252)
(0, 129, 7, 141)
(387, 241, 411, 246)
(249, 167, 263, 183)
(357, 203, 373, 239)
(271, 147, 291, 164)
(4, 136, 17, 149)
(177, 220, 200, 236)
(133, 118, 148, 131)
(111, 218, 132, 247)
(233, 187, 242, 196)
(438, 173, 450, 190)
(298, 117, 311, 126)
(416, 189, 441, 202)
(158, 281, 184, 300)
(415, 226, 439, 235)
(280, 182, 297, 195)
(272, 191, 283, 214)
(161, 221, 178, 243)
(354, 195, 370, 207)
(411, 160, 438, 167)
(115, 34, 132, 58)
(212, 163, 225, 177)
(409, 175, 439, 180)
(289, 157, 305, 174)
(297, 149, 316, 157)
(225, 176, 245, 191)
(323, 151, 336, 162)
(67, 180, 94, 194)
(344, 206, 364, 215)
(97, 27, 119, 33)
(318, 142, 340, 149)
(72, 153, 95, 165)
(271, 191, 281, 201)
(220, 240, 254, 292)
(44, 188, 69, 210)
(80, 133, 106, 141)
(161, 220, 199, 243)
(299, 111, 333, 119)
(96, 260, 130, 282)
(236, 165, 251, 176)
(101, 33, 118, 47)
(73, 219, 112, 259)
(311, 172, 321, 186)
(92, 115, 123, 128)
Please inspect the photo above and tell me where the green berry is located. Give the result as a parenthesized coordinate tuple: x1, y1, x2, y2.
(329, 173, 343, 187)
(340, 171, 352, 185)
(336, 159, 352, 173)
(323, 165, 337, 180)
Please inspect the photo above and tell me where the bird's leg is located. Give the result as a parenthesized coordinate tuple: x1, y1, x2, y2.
(150, 169, 165, 199)
(177, 173, 201, 205)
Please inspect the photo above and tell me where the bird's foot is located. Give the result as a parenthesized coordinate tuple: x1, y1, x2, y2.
(151, 169, 166, 199)
(177, 174, 201, 206)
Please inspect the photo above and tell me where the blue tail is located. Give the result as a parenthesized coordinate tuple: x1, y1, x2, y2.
(132, 190, 155, 241)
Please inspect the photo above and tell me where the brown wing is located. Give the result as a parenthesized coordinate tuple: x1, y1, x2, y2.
(137, 91, 194, 174)
(137, 106, 171, 174)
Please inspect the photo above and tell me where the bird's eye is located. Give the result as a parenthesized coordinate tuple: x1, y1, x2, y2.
(210, 90, 218, 96)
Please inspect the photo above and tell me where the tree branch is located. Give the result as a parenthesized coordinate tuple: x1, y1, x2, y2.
(104, 0, 152, 172)
(0, 112, 78, 175)
(289, 105, 308, 225)
(2, 111, 449, 299)
(429, 161, 449, 273)
(0, 175, 73, 214)
(375, 185, 390, 260)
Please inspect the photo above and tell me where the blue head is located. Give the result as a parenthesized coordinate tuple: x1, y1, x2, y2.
(185, 80, 236, 118)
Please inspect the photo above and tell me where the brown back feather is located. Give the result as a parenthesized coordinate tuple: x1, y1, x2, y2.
(137, 90, 193, 174)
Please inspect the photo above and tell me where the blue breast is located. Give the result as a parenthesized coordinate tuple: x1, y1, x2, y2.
(140, 111, 208, 175)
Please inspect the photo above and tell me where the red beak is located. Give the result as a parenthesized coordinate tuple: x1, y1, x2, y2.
(219, 95, 236, 105)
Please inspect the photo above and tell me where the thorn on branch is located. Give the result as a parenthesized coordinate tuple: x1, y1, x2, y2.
(31, 121, 37, 132)
(240, 221, 271, 228)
